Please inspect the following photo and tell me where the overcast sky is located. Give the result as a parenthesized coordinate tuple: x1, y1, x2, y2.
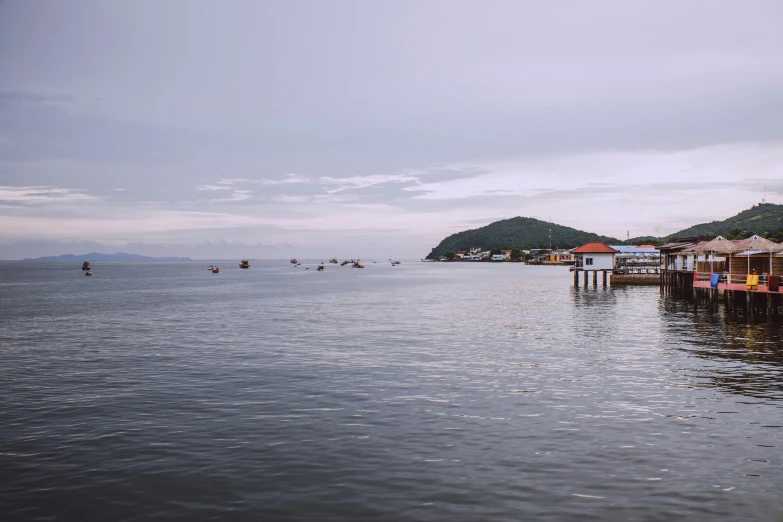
(1, 0, 782, 259)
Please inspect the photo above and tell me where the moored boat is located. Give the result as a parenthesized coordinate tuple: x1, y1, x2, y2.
(239, 259, 250, 269)
(317, 265, 324, 271)
(212, 266, 219, 273)
(81, 261, 91, 271)
(329, 258, 338, 264)
(290, 258, 298, 264)
(85, 271, 92, 276)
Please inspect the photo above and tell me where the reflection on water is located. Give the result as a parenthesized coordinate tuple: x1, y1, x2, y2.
(661, 296, 783, 401)
(1, 262, 782, 521)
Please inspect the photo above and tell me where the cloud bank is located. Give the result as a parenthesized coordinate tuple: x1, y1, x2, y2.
(1, 1, 782, 258)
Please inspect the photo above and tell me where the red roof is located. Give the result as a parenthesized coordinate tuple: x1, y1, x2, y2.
(571, 242, 619, 254)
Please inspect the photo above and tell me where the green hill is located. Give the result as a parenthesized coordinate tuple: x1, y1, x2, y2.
(665, 203, 783, 240)
(427, 204, 783, 259)
(426, 217, 620, 259)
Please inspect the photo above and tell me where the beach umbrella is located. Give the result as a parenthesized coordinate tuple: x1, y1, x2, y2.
(693, 236, 739, 273)
(735, 235, 779, 275)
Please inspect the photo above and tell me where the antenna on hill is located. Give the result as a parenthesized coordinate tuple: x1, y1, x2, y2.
(549, 215, 552, 250)
(762, 185, 767, 204)
(627, 230, 630, 241)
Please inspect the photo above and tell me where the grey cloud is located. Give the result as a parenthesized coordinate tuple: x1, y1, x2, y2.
(1, 1, 782, 258)
(0, 94, 199, 164)
(3, 1, 782, 170)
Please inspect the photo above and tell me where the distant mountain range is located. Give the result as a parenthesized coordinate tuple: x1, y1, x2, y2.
(426, 203, 783, 259)
(24, 252, 191, 262)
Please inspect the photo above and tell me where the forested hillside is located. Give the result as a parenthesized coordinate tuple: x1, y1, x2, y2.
(426, 217, 619, 259)
(666, 203, 783, 239)
(427, 204, 783, 258)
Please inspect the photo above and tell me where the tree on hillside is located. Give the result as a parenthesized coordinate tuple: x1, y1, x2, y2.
(489, 248, 502, 256)
(768, 228, 783, 243)
(443, 250, 457, 261)
(725, 228, 756, 240)
(510, 248, 523, 260)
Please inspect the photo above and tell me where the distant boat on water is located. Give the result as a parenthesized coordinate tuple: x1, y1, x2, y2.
(81, 261, 91, 271)
(290, 258, 298, 264)
(329, 258, 338, 264)
(239, 259, 250, 269)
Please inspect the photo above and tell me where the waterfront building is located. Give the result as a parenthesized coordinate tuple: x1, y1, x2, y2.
(571, 242, 619, 286)
(571, 242, 617, 270)
(660, 236, 783, 318)
(548, 250, 574, 263)
(612, 245, 660, 271)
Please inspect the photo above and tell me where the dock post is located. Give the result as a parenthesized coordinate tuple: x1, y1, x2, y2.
(593, 270, 597, 286)
(603, 270, 608, 287)
(574, 269, 578, 286)
(584, 271, 589, 287)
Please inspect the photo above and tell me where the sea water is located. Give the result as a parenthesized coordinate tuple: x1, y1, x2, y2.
(1, 261, 782, 521)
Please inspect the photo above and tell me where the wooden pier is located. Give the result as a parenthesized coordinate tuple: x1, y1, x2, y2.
(657, 237, 783, 321)
(661, 270, 783, 321)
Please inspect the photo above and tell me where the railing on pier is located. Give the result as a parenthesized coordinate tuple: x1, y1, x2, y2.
(613, 267, 660, 275)
(692, 272, 769, 286)
(661, 269, 783, 322)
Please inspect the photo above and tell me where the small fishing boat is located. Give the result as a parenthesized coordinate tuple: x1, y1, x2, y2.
(317, 265, 324, 271)
(329, 258, 338, 264)
(85, 271, 92, 276)
(390, 260, 401, 265)
(290, 258, 298, 264)
(208, 265, 217, 271)
(81, 261, 91, 271)
(239, 259, 250, 269)
(212, 266, 220, 273)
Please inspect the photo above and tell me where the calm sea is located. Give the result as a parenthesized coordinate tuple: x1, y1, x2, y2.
(1, 260, 782, 521)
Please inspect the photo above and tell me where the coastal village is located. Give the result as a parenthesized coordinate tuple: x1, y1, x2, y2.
(436, 244, 661, 279)
(435, 236, 783, 309)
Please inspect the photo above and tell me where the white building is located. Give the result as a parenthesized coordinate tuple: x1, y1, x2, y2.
(571, 243, 619, 271)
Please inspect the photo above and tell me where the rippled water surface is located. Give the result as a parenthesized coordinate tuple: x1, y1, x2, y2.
(2, 261, 782, 521)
